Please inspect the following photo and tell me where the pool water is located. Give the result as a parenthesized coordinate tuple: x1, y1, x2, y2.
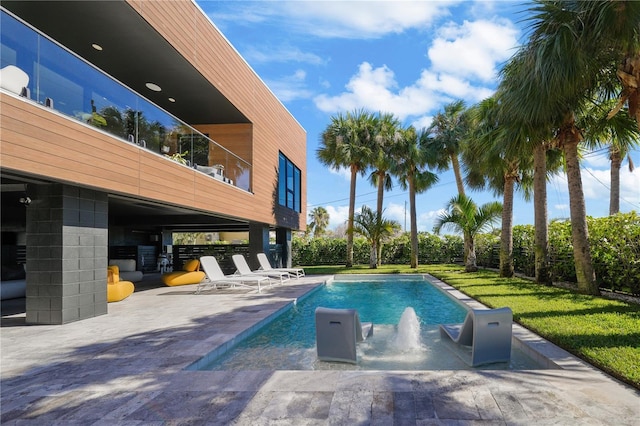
(194, 276, 546, 371)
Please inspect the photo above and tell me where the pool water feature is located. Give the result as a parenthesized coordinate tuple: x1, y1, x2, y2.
(394, 307, 422, 351)
(193, 276, 547, 371)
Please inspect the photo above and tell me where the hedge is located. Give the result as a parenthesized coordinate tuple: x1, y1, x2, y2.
(293, 211, 640, 294)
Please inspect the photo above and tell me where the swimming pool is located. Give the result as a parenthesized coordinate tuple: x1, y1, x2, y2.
(191, 275, 546, 371)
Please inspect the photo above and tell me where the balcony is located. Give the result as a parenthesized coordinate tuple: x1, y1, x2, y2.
(0, 8, 251, 192)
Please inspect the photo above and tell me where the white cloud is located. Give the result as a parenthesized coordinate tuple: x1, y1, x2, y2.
(265, 70, 314, 102)
(242, 45, 327, 65)
(325, 205, 358, 230)
(418, 209, 445, 232)
(428, 19, 518, 82)
(242, 45, 326, 65)
(410, 115, 433, 130)
(209, 0, 460, 39)
(314, 62, 495, 119)
(314, 63, 444, 119)
(327, 166, 352, 181)
(385, 202, 407, 228)
(620, 167, 640, 208)
(277, 1, 459, 39)
(312, 17, 516, 120)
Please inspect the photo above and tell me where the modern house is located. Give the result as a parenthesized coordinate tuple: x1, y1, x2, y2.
(0, 1, 306, 324)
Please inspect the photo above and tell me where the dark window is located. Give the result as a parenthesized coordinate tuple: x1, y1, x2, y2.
(278, 152, 301, 212)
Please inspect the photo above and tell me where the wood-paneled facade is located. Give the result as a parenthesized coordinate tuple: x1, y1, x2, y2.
(0, 0, 306, 324)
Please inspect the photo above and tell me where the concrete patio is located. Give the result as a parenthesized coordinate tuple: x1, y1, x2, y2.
(1, 273, 639, 425)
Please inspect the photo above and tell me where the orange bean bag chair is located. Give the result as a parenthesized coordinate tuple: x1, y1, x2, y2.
(161, 259, 206, 286)
(107, 265, 135, 302)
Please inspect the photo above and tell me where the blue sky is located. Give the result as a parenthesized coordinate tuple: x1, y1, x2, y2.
(198, 0, 640, 232)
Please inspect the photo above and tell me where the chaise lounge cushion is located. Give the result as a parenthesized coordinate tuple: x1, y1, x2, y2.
(162, 259, 206, 286)
(107, 265, 135, 302)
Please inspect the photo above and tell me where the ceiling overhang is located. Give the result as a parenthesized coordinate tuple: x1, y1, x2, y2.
(2, 0, 250, 125)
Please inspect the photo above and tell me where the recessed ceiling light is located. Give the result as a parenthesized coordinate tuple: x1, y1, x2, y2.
(91, 43, 103, 51)
(145, 82, 162, 92)
(168, 97, 176, 103)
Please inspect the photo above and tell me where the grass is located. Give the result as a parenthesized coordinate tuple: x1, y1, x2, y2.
(305, 263, 640, 389)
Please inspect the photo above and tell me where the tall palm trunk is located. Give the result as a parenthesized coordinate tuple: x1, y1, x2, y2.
(376, 171, 385, 217)
(500, 174, 515, 277)
(465, 232, 478, 272)
(533, 144, 551, 285)
(451, 154, 466, 196)
(376, 171, 385, 266)
(609, 148, 622, 215)
(369, 243, 378, 269)
(346, 165, 357, 267)
(562, 127, 598, 294)
(409, 175, 418, 268)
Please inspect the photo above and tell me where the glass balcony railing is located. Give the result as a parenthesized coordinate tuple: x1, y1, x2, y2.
(0, 9, 251, 192)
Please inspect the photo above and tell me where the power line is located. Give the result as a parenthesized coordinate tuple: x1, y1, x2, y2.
(582, 166, 640, 210)
(306, 180, 456, 208)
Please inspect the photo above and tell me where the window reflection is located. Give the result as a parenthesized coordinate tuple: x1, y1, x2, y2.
(278, 152, 301, 213)
(0, 9, 251, 192)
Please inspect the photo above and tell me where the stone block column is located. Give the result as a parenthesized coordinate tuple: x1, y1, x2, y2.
(276, 227, 292, 268)
(25, 184, 108, 324)
(248, 222, 270, 270)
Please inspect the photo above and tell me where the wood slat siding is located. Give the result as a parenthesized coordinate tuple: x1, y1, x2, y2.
(1, 95, 279, 223)
(128, 0, 307, 228)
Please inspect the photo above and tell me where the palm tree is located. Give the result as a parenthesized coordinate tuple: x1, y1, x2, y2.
(609, 144, 637, 215)
(497, 2, 611, 294)
(587, 100, 640, 215)
(433, 195, 502, 273)
(589, 102, 640, 216)
(426, 100, 469, 196)
(497, 49, 562, 286)
(368, 112, 401, 218)
(308, 206, 330, 238)
(317, 109, 376, 267)
(353, 205, 401, 268)
(391, 126, 439, 268)
(464, 97, 535, 278)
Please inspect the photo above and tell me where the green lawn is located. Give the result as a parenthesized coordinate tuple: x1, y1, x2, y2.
(304, 264, 640, 389)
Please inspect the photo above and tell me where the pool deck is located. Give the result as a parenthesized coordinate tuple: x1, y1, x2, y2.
(1, 273, 639, 425)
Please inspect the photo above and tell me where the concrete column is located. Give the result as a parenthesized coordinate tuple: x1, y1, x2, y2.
(248, 222, 269, 270)
(25, 184, 108, 324)
(276, 227, 292, 268)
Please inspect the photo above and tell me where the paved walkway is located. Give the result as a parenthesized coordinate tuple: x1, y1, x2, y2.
(1, 274, 639, 425)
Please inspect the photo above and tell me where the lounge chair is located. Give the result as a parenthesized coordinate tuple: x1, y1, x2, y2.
(439, 307, 513, 366)
(161, 259, 206, 287)
(315, 307, 373, 364)
(107, 265, 135, 302)
(197, 256, 271, 293)
(231, 254, 290, 284)
(257, 253, 305, 279)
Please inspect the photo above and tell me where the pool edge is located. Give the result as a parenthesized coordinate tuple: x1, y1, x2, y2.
(424, 273, 597, 373)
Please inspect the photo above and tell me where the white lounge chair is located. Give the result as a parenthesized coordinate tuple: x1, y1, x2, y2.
(197, 256, 271, 293)
(232, 254, 290, 284)
(315, 307, 373, 364)
(439, 307, 513, 366)
(257, 253, 305, 279)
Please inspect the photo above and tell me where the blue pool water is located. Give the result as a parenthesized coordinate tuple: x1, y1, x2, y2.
(194, 276, 545, 371)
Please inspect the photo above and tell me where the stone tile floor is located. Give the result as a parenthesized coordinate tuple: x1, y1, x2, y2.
(1, 274, 639, 425)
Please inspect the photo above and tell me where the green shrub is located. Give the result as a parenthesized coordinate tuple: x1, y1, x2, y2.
(294, 213, 639, 292)
(588, 212, 640, 294)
